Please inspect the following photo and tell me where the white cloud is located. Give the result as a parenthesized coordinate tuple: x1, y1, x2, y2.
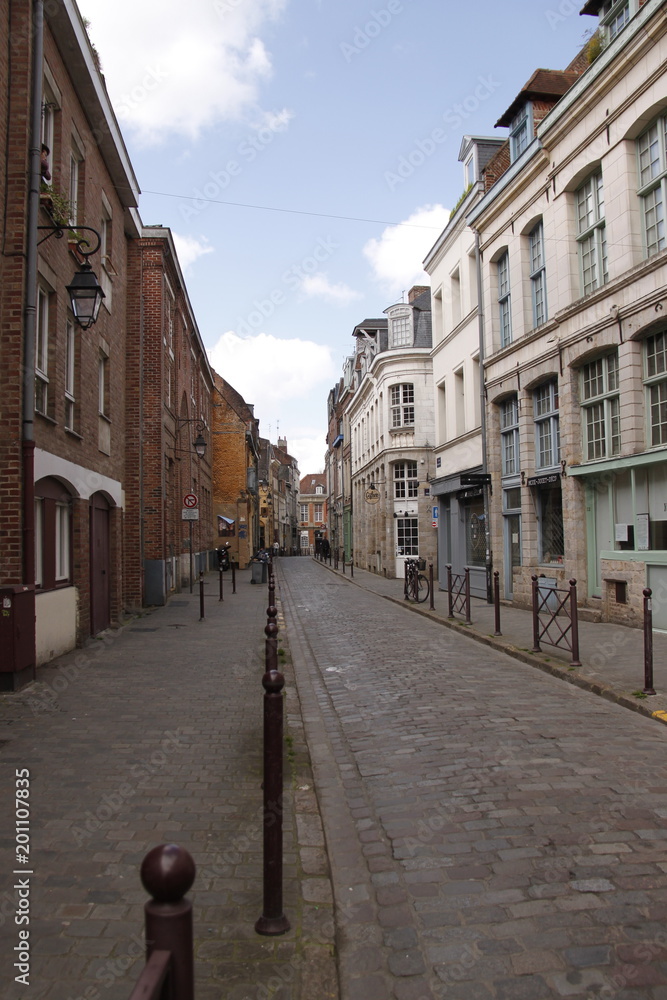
(207, 330, 336, 409)
(362, 204, 449, 296)
(289, 433, 326, 475)
(300, 273, 362, 306)
(77, 0, 288, 142)
(172, 233, 214, 270)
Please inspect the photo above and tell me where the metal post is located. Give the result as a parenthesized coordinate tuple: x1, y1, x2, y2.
(404, 560, 409, 600)
(139, 845, 195, 1000)
(199, 572, 205, 621)
(429, 563, 435, 611)
(531, 575, 541, 652)
(464, 567, 472, 625)
(568, 579, 582, 667)
(447, 565, 454, 619)
(493, 571, 502, 636)
(189, 520, 193, 594)
(350, 549, 354, 578)
(219, 567, 224, 602)
(232, 562, 236, 594)
(255, 649, 290, 935)
(643, 587, 656, 695)
(342, 551, 345, 575)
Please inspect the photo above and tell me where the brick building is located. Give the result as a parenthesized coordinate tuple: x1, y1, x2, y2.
(0, 0, 141, 685)
(125, 227, 215, 606)
(298, 474, 328, 552)
(210, 374, 260, 569)
(273, 438, 300, 554)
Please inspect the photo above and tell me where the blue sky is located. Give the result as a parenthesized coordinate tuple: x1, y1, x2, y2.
(78, 0, 592, 474)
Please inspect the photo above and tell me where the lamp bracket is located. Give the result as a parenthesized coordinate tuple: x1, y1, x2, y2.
(37, 223, 102, 259)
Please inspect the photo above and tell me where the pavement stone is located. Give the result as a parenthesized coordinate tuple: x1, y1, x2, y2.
(278, 556, 667, 999)
(0, 565, 337, 999)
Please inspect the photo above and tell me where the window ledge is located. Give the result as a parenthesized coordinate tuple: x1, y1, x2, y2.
(65, 428, 83, 440)
(35, 411, 57, 426)
(389, 425, 415, 434)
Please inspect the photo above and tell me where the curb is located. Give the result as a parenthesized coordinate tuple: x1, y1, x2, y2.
(312, 558, 667, 730)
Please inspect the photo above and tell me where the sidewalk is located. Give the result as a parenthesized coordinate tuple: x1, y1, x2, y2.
(314, 557, 667, 727)
(0, 567, 337, 1000)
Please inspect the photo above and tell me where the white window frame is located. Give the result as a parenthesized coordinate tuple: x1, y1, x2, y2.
(55, 502, 70, 581)
(576, 172, 608, 295)
(390, 384, 415, 428)
(581, 353, 620, 461)
(529, 222, 547, 328)
(396, 517, 419, 556)
(393, 461, 419, 499)
(314, 503, 323, 523)
(500, 397, 520, 477)
(510, 104, 531, 162)
(65, 318, 76, 431)
(534, 381, 560, 470)
(497, 253, 511, 348)
(388, 307, 412, 348)
(300, 504, 308, 522)
(637, 115, 667, 258)
(599, 0, 633, 43)
(35, 286, 49, 415)
(644, 331, 667, 448)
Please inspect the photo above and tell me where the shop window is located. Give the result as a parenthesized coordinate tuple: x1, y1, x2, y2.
(538, 482, 564, 565)
(396, 517, 418, 556)
(465, 500, 486, 567)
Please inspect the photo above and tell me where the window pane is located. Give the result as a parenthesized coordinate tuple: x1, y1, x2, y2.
(644, 185, 665, 256)
(610, 396, 621, 455)
(650, 382, 667, 446)
(583, 359, 604, 400)
(646, 332, 667, 378)
(539, 485, 564, 562)
(397, 518, 418, 555)
(586, 402, 606, 460)
(639, 125, 661, 187)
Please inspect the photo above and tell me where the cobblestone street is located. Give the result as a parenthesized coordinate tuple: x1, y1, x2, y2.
(280, 558, 667, 1000)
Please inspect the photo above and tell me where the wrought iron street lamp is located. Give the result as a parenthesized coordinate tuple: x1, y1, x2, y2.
(38, 223, 105, 329)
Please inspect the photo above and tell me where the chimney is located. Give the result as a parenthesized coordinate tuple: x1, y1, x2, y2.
(278, 436, 287, 450)
(408, 285, 429, 303)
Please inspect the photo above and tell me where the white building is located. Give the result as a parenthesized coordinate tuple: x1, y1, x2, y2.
(347, 288, 436, 579)
(425, 135, 504, 599)
(468, 0, 667, 626)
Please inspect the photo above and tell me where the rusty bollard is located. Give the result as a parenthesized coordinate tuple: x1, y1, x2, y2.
(139, 844, 195, 1000)
(493, 571, 502, 636)
(429, 563, 435, 610)
(256, 667, 290, 935)
(643, 588, 656, 695)
(232, 561, 236, 594)
(199, 571, 205, 622)
(219, 567, 224, 602)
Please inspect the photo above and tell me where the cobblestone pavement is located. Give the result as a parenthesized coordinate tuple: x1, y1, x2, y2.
(0, 567, 337, 1000)
(279, 557, 667, 1000)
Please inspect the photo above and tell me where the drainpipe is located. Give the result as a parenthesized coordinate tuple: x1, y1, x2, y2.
(22, 0, 45, 585)
(475, 229, 493, 603)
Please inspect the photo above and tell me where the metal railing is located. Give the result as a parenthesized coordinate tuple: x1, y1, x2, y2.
(446, 565, 471, 624)
(531, 575, 581, 667)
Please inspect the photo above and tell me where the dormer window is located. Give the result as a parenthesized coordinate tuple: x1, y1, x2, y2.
(599, 0, 631, 41)
(510, 105, 531, 162)
(388, 306, 412, 348)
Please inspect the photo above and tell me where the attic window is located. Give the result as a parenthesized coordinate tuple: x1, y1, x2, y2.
(510, 105, 532, 162)
(600, 0, 631, 41)
(388, 307, 412, 348)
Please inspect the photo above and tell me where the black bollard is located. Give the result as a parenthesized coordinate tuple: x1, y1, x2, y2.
(643, 588, 656, 695)
(134, 844, 195, 1000)
(231, 562, 236, 594)
(569, 579, 581, 667)
(429, 563, 435, 610)
(493, 571, 502, 636)
(219, 567, 224, 602)
(255, 665, 290, 936)
(199, 572, 205, 622)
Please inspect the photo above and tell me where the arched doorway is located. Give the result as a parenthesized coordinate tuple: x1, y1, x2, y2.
(90, 492, 111, 634)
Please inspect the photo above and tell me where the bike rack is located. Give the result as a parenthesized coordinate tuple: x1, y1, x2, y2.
(446, 565, 471, 624)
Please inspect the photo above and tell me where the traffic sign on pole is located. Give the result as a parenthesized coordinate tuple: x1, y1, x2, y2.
(183, 493, 198, 509)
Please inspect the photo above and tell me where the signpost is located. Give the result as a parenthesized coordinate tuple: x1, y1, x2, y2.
(182, 495, 198, 593)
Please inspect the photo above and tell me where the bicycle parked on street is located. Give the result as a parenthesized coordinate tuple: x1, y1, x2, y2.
(404, 557, 430, 603)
